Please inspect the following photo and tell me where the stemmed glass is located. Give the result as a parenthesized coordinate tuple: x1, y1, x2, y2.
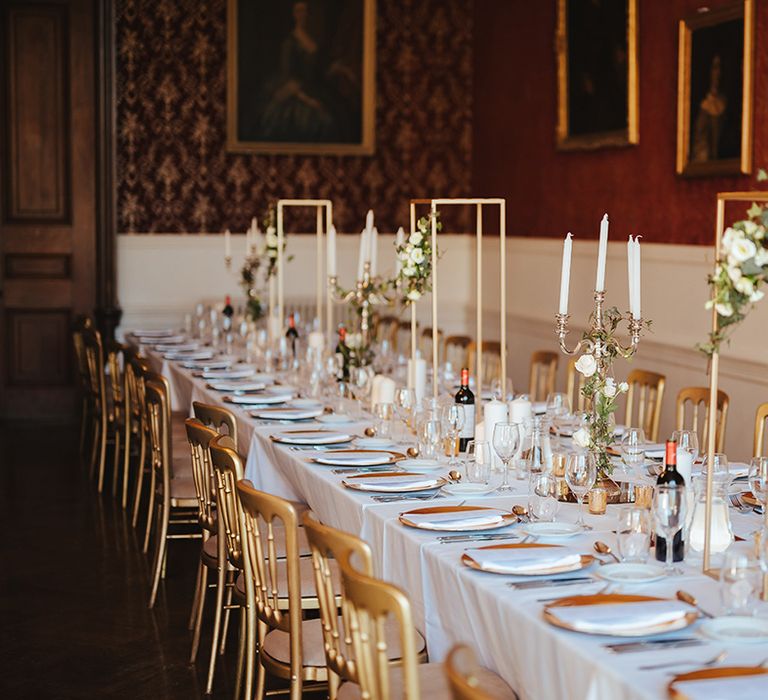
(464, 440, 492, 484)
(394, 388, 416, 439)
(441, 405, 466, 467)
(492, 422, 520, 493)
(749, 457, 768, 508)
(350, 366, 373, 419)
(620, 428, 646, 471)
(419, 419, 442, 460)
(491, 377, 514, 401)
(672, 430, 699, 461)
(653, 485, 687, 574)
(565, 452, 597, 529)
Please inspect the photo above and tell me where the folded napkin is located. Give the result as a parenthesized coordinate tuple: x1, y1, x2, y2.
(227, 393, 290, 405)
(252, 408, 323, 420)
(318, 452, 392, 465)
(466, 546, 581, 574)
(348, 475, 439, 491)
(276, 432, 350, 445)
(674, 675, 768, 700)
(550, 600, 692, 634)
(184, 360, 230, 370)
(202, 367, 255, 379)
(165, 350, 214, 361)
(209, 381, 267, 392)
(155, 342, 198, 352)
(132, 328, 175, 337)
(149, 335, 188, 346)
(404, 508, 508, 529)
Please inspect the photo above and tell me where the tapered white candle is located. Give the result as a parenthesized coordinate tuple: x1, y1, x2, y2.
(370, 226, 378, 276)
(632, 236, 642, 319)
(558, 232, 573, 315)
(395, 226, 405, 274)
(627, 235, 634, 314)
(366, 209, 374, 234)
(224, 228, 231, 259)
(595, 213, 609, 292)
(326, 224, 337, 277)
(253, 219, 262, 254)
(357, 228, 367, 280)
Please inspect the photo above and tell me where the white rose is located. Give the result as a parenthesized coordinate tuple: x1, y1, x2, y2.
(735, 277, 754, 296)
(266, 232, 278, 247)
(730, 237, 757, 263)
(409, 231, 423, 246)
(619, 381, 629, 393)
(715, 302, 734, 317)
(347, 333, 362, 349)
(756, 226, 766, 241)
(410, 247, 425, 264)
(574, 353, 597, 377)
(750, 289, 765, 303)
(742, 220, 758, 236)
(755, 248, 768, 266)
(721, 227, 741, 253)
(727, 265, 743, 284)
(572, 428, 591, 449)
(403, 265, 416, 277)
(406, 289, 421, 301)
(602, 378, 617, 398)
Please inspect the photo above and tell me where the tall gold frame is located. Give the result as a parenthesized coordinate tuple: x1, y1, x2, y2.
(226, 0, 376, 155)
(676, 0, 754, 177)
(556, 0, 638, 150)
(704, 191, 768, 588)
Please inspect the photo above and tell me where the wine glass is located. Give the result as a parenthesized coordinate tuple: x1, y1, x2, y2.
(490, 377, 514, 401)
(720, 550, 754, 615)
(653, 485, 687, 574)
(441, 404, 466, 467)
(565, 452, 597, 529)
(394, 388, 416, 433)
(672, 430, 699, 462)
(419, 419, 442, 460)
(749, 457, 768, 506)
(464, 440, 492, 485)
(374, 403, 394, 440)
(350, 366, 373, 419)
(545, 392, 571, 422)
(528, 472, 559, 522)
(620, 428, 646, 470)
(492, 422, 520, 493)
(615, 507, 650, 563)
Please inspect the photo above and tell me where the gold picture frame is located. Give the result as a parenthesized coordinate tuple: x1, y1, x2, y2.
(227, 0, 376, 155)
(676, 1, 754, 177)
(556, 0, 638, 150)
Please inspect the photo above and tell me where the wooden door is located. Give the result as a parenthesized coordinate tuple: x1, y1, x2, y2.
(0, 0, 97, 420)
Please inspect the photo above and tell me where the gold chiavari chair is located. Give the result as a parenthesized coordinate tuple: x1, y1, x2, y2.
(302, 513, 427, 700)
(72, 316, 93, 460)
(193, 401, 238, 451)
(106, 341, 127, 501)
(468, 341, 502, 389)
(419, 327, 444, 365)
(395, 320, 414, 355)
(624, 369, 666, 442)
(565, 358, 587, 413)
(444, 335, 472, 370)
(83, 325, 110, 492)
(338, 555, 516, 700)
(754, 402, 768, 457)
(445, 645, 518, 700)
(676, 387, 730, 453)
(234, 477, 339, 700)
(128, 355, 152, 528)
(528, 351, 558, 402)
(375, 315, 399, 347)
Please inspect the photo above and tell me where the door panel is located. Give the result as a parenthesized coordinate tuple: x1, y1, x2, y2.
(1, 0, 96, 420)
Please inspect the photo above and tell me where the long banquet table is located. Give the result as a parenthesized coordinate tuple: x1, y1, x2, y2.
(141, 346, 767, 700)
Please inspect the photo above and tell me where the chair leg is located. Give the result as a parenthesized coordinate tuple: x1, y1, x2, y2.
(189, 557, 204, 630)
(89, 420, 100, 480)
(112, 427, 121, 499)
(131, 432, 146, 528)
(96, 416, 108, 493)
(234, 606, 247, 700)
(189, 561, 208, 663)
(253, 620, 266, 700)
(218, 580, 234, 655)
(148, 501, 168, 608)
(204, 560, 227, 695)
(79, 398, 88, 458)
(143, 468, 156, 553)
(121, 424, 132, 509)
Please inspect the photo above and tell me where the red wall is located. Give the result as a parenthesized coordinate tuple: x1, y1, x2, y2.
(472, 0, 768, 245)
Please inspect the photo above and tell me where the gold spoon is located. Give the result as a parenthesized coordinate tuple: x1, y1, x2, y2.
(448, 470, 462, 483)
(594, 541, 620, 563)
(364, 427, 376, 438)
(676, 590, 714, 618)
(406, 446, 419, 458)
(512, 505, 530, 523)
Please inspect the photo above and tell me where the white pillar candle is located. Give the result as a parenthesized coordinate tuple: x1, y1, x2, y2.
(370, 226, 378, 276)
(626, 235, 634, 314)
(558, 232, 572, 315)
(595, 213, 609, 292)
(308, 330, 325, 350)
(378, 376, 396, 405)
(326, 224, 337, 277)
(409, 357, 427, 402)
(508, 397, 532, 425)
(224, 228, 231, 259)
(370, 375, 384, 409)
(357, 228, 368, 280)
(632, 236, 642, 319)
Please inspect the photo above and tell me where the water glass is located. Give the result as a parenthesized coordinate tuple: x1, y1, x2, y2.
(702, 452, 729, 477)
(374, 403, 394, 440)
(720, 550, 754, 615)
(490, 377, 514, 401)
(464, 440, 492, 485)
(615, 507, 650, 563)
(441, 404, 466, 466)
(565, 452, 597, 529)
(653, 485, 686, 573)
(529, 472, 559, 522)
(419, 419, 442, 460)
(749, 457, 768, 505)
(620, 428, 646, 470)
(671, 429, 699, 462)
(492, 422, 521, 492)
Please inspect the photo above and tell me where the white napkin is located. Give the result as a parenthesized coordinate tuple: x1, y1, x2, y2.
(202, 367, 256, 379)
(276, 432, 350, 445)
(155, 342, 198, 352)
(550, 600, 692, 634)
(132, 328, 175, 337)
(347, 475, 438, 491)
(209, 381, 268, 392)
(643, 443, 668, 458)
(405, 508, 508, 530)
(227, 393, 290, 405)
(165, 350, 214, 361)
(184, 360, 230, 370)
(317, 452, 391, 465)
(466, 546, 581, 574)
(674, 675, 768, 700)
(252, 408, 323, 420)
(149, 335, 188, 346)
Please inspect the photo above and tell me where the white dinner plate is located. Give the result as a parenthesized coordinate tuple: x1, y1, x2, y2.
(289, 398, 324, 410)
(355, 437, 397, 450)
(202, 367, 256, 379)
(183, 360, 231, 370)
(270, 430, 354, 446)
(132, 328, 176, 337)
(251, 407, 324, 421)
(317, 413, 355, 424)
(165, 350, 214, 361)
(441, 482, 497, 496)
(518, 522, 581, 538)
(207, 381, 268, 392)
(596, 563, 666, 584)
(225, 393, 291, 405)
(395, 458, 446, 472)
(314, 449, 403, 467)
(700, 616, 768, 644)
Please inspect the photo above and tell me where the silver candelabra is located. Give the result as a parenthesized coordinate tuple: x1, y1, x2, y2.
(329, 261, 391, 345)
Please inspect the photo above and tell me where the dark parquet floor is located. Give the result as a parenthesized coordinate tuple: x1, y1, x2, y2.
(0, 423, 243, 699)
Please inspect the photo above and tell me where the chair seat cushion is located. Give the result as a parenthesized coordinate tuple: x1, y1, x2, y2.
(234, 555, 339, 605)
(262, 615, 426, 668)
(338, 661, 517, 700)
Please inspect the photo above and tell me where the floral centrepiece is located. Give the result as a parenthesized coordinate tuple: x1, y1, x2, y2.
(701, 171, 768, 356)
(394, 212, 440, 303)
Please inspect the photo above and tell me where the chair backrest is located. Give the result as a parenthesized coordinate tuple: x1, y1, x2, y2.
(193, 401, 239, 451)
(236, 479, 306, 682)
(419, 327, 444, 365)
(82, 326, 107, 416)
(444, 335, 472, 370)
(394, 320, 414, 355)
(755, 402, 768, 458)
(185, 418, 219, 533)
(468, 341, 502, 389)
(565, 359, 586, 413)
(445, 645, 499, 700)
(72, 316, 92, 395)
(624, 369, 666, 442)
(374, 315, 399, 346)
(528, 351, 558, 402)
(302, 512, 373, 685)
(145, 376, 173, 503)
(105, 341, 126, 416)
(675, 387, 729, 452)
(340, 553, 420, 700)
(208, 433, 243, 569)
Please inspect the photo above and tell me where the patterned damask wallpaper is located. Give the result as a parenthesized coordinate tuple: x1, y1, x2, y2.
(116, 0, 473, 234)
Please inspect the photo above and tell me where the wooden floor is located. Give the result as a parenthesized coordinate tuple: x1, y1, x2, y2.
(0, 423, 241, 699)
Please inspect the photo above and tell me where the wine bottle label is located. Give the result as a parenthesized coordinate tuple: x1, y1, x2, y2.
(458, 405, 475, 439)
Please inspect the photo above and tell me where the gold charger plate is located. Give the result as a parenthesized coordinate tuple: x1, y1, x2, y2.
(543, 593, 698, 637)
(461, 543, 594, 576)
(668, 666, 768, 699)
(342, 471, 444, 492)
(314, 449, 405, 467)
(269, 429, 354, 446)
(399, 505, 517, 532)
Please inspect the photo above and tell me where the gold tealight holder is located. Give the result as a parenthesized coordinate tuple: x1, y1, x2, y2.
(588, 487, 608, 515)
(555, 478, 570, 501)
(552, 452, 567, 478)
(633, 484, 654, 509)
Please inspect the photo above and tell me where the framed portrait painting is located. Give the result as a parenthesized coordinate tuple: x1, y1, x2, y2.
(556, 0, 639, 150)
(227, 0, 376, 155)
(676, 1, 754, 177)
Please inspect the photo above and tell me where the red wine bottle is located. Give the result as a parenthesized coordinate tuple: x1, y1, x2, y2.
(655, 440, 685, 563)
(455, 368, 475, 452)
(335, 326, 349, 381)
(285, 314, 299, 357)
(222, 295, 234, 319)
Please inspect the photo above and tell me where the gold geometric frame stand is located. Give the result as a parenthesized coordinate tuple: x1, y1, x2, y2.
(429, 198, 507, 401)
(407, 198, 433, 382)
(276, 199, 334, 341)
(705, 191, 768, 597)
